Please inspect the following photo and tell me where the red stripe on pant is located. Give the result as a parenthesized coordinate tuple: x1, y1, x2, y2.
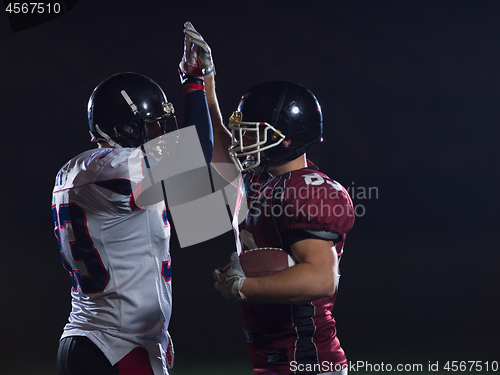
(118, 347, 153, 375)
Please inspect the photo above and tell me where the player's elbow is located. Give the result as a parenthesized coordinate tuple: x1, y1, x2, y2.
(319, 278, 337, 299)
(308, 272, 337, 301)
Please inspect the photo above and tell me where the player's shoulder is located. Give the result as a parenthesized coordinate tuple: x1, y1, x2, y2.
(54, 147, 143, 191)
(280, 165, 355, 234)
(286, 167, 351, 203)
(63, 147, 139, 167)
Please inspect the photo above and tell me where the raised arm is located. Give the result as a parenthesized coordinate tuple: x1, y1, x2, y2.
(205, 76, 232, 165)
(178, 21, 215, 164)
(183, 22, 237, 181)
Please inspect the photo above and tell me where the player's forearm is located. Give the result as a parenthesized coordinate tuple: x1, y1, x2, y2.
(205, 76, 234, 171)
(205, 76, 225, 131)
(205, 78, 230, 144)
(240, 262, 337, 304)
(183, 89, 213, 164)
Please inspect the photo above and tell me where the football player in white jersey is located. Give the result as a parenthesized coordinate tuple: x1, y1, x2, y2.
(52, 22, 216, 375)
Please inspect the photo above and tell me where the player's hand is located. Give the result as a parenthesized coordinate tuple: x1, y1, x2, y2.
(213, 252, 247, 301)
(166, 331, 174, 370)
(179, 21, 202, 85)
(183, 21, 215, 77)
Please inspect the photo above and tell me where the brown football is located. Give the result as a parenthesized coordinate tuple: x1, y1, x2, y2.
(239, 248, 296, 277)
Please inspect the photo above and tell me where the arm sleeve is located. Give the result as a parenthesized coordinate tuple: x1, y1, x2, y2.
(281, 229, 340, 253)
(280, 173, 355, 236)
(183, 90, 214, 164)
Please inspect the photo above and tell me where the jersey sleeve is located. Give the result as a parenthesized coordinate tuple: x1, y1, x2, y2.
(95, 148, 150, 211)
(280, 170, 355, 241)
(77, 148, 146, 212)
(182, 90, 213, 164)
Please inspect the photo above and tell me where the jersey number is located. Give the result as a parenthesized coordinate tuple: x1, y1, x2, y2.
(302, 172, 342, 190)
(52, 203, 109, 294)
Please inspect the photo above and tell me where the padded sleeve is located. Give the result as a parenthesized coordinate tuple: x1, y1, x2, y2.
(281, 229, 340, 253)
(183, 90, 213, 164)
(280, 171, 355, 236)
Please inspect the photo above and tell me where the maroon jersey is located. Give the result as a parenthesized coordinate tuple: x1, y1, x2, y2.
(237, 161, 354, 374)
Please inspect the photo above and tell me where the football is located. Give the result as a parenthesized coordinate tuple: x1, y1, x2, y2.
(239, 248, 296, 277)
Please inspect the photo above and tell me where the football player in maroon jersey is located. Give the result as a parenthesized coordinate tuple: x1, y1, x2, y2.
(195, 32, 355, 375)
(186, 21, 355, 374)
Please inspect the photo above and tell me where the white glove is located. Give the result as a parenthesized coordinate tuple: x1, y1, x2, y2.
(213, 252, 247, 301)
(179, 22, 199, 76)
(183, 21, 215, 77)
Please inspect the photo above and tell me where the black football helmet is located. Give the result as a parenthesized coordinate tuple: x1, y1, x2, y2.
(228, 80, 323, 174)
(88, 72, 175, 148)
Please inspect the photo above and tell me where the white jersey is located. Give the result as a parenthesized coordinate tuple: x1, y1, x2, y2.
(52, 147, 172, 374)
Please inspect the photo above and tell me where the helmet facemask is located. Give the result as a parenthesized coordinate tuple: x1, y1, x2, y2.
(141, 113, 180, 163)
(228, 111, 286, 173)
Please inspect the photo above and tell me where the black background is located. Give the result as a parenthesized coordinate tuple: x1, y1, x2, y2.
(1, 1, 499, 373)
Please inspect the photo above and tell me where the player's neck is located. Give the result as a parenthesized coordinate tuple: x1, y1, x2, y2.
(98, 141, 113, 148)
(266, 154, 307, 176)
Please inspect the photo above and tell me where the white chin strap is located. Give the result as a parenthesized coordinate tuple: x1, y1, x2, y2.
(90, 124, 122, 148)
